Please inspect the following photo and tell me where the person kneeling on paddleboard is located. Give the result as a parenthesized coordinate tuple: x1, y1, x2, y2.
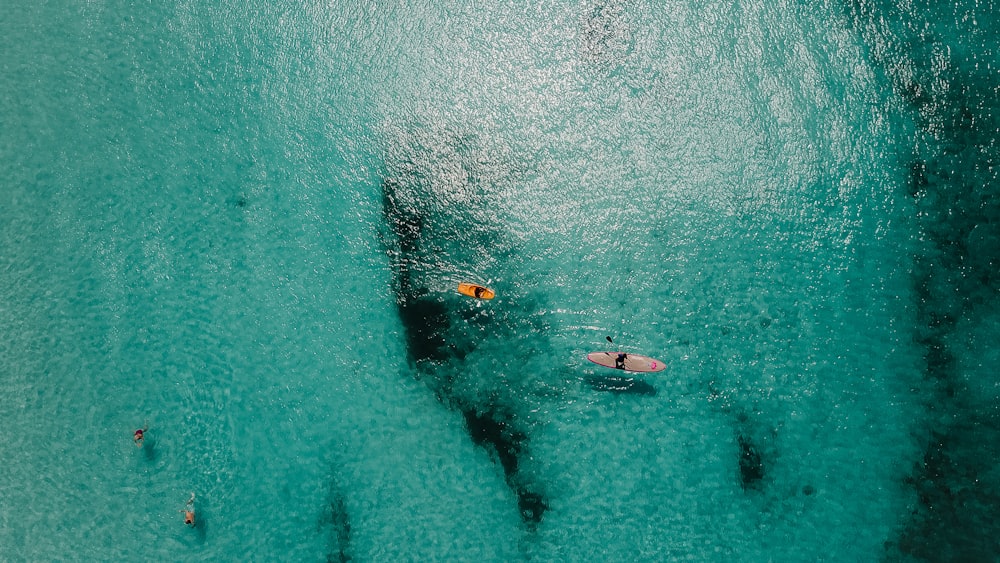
(615, 352, 627, 370)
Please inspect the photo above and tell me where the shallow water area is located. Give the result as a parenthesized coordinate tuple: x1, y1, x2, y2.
(2, 0, 997, 560)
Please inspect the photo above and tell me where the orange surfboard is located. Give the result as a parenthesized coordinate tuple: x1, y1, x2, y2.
(458, 282, 495, 300)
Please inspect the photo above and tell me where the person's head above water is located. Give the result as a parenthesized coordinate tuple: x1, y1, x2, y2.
(182, 492, 195, 526)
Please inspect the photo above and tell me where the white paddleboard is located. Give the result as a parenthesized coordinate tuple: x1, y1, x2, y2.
(587, 351, 666, 373)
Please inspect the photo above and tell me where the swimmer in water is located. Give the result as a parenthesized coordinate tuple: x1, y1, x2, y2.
(181, 493, 195, 526)
(133, 424, 148, 448)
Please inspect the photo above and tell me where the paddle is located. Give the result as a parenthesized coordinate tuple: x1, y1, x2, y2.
(606, 336, 626, 369)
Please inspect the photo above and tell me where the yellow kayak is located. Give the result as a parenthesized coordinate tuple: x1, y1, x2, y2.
(458, 282, 495, 300)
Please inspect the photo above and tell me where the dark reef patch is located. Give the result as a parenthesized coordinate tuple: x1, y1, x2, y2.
(462, 405, 547, 524)
(706, 391, 774, 493)
(737, 434, 764, 491)
(320, 476, 352, 563)
(397, 293, 452, 366)
(379, 134, 547, 527)
(327, 494, 352, 563)
(848, 0, 1000, 559)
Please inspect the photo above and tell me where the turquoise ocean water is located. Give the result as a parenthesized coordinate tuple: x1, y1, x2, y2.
(1, 0, 997, 560)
